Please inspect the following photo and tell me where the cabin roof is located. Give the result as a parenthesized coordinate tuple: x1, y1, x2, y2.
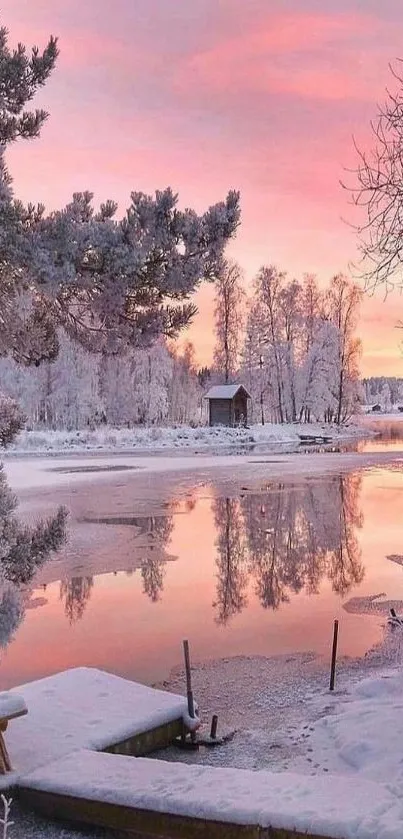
(204, 384, 251, 400)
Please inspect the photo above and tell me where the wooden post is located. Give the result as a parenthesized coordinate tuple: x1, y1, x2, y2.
(183, 639, 196, 742)
(210, 714, 218, 740)
(0, 721, 11, 773)
(329, 619, 339, 691)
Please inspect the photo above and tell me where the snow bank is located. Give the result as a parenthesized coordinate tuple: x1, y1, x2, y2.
(5, 422, 370, 456)
(21, 749, 403, 839)
(292, 666, 403, 790)
(3, 667, 196, 780)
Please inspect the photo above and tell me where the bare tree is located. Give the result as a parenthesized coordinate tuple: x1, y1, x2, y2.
(213, 260, 245, 383)
(345, 62, 403, 292)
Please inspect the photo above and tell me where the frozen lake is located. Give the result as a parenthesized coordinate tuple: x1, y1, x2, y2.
(0, 420, 402, 690)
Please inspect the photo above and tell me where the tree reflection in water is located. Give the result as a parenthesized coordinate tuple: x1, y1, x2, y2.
(139, 514, 174, 602)
(0, 464, 66, 648)
(79, 510, 176, 608)
(213, 497, 248, 624)
(59, 576, 94, 624)
(213, 474, 364, 624)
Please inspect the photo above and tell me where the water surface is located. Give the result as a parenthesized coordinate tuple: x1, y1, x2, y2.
(1, 454, 402, 689)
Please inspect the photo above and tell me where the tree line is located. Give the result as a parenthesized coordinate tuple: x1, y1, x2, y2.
(0, 333, 203, 430)
(213, 262, 363, 425)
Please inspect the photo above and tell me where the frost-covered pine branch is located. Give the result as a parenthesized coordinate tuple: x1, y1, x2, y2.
(0, 21, 240, 365)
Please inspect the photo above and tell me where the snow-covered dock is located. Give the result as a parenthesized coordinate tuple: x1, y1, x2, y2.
(5, 666, 403, 839)
(18, 750, 403, 839)
(0, 667, 195, 789)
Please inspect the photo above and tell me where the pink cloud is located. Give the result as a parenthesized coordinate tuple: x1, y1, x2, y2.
(174, 12, 390, 102)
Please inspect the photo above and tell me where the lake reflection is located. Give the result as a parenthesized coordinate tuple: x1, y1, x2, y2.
(213, 475, 364, 624)
(1, 467, 402, 688)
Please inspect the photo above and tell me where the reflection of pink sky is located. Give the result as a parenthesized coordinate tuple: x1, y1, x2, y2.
(1, 470, 403, 689)
(3, 0, 403, 373)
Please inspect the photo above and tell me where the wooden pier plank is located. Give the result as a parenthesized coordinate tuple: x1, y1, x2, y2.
(17, 788, 332, 839)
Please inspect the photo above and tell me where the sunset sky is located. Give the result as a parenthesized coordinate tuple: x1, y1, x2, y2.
(4, 0, 403, 375)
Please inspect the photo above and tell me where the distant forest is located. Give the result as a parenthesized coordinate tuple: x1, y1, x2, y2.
(363, 377, 403, 409)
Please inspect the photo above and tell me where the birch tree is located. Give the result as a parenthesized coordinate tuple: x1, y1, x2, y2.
(213, 260, 245, 383)
(253, 266, 287, 422)
(326, 275, 362, 424)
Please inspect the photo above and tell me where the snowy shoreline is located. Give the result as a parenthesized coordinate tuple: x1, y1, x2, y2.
(3, 420, 374, 457)
(156, 628, 403, 779)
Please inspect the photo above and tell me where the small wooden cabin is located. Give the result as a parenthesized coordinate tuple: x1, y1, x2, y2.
(204, 384, 250, 427)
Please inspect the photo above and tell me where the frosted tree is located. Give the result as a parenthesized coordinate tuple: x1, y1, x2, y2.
(298, 321, 339, 422)
(0, 333, 102, 429)
(0, 26, 59, 366)
(132, 340, 173, 425)
(297, 276, 338, 422)
(253, 266, 287, 423)
(45, 334, 101, 429)
(240, 302, 267, 423)
(0, 21, 240, 368)
(168, 342, 201, 424)
(213, 260, 245, 383)
(18, 188, 240, 357)
(99, 352, 135, 426)
(326, 275, 362, 424)
(0, 24, 67, 645)
(241, 270, 363, 425)
(278, 279, 303, 422)
(100, 339, 173, 426)
(363, 377, 403, 409)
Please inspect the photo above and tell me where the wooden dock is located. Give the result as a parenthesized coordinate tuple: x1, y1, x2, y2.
(17, 749, 403, 839)
(0, 667, 195, 791)
(17, 787, 331, 839)
(4, 667, 403, 839)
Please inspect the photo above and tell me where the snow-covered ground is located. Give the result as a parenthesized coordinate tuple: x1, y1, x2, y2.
(157, 629, 403, 785)
(13, 639, 403, 839)
(291, 663, 403, 785)
(5, 420, 372, 456)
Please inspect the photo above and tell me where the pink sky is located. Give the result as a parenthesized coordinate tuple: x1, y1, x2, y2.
(4, 0, 403, 375)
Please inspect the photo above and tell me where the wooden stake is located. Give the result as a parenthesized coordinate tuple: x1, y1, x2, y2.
(0, 721, 11, 774)
(210, 714, 218, 740)
(329, 619, 339, 691)
(183, 639, 196, 742)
